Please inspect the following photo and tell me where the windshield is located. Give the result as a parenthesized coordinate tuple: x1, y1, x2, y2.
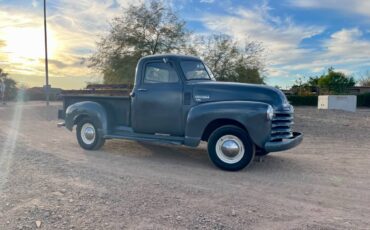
(180, 60, 214, 80)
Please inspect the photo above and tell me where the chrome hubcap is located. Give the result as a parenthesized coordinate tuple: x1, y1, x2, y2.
(84, 128, 95, 140)
(216, 135, 244, 164)
(221, 140, 240, 157)
(81, 123, 96, 145)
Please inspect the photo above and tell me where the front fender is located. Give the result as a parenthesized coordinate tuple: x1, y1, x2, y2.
(185, 101, 272, 147)
(65, 101, 108, 136)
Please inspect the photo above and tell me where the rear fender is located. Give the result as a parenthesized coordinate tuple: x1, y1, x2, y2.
(65, 101, 108, 136)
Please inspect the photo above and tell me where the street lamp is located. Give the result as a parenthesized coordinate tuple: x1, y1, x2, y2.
(43, 0, 50, 106)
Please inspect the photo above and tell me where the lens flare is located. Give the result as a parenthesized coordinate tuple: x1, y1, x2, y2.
(0, 89, 24, 189)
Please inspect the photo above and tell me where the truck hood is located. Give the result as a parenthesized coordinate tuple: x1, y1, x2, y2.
(190, 81, 288, 109)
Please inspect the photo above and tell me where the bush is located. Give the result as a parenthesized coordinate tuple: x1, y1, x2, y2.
(357, 93, 370, 107)
(287, 95, 318, 106)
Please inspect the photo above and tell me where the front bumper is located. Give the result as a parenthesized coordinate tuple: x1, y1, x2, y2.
(264, 132, 303, 152)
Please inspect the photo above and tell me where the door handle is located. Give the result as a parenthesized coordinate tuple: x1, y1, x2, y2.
(137, 88, 148, 92)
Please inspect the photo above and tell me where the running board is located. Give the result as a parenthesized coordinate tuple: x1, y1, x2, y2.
(104, 132, 185, 145)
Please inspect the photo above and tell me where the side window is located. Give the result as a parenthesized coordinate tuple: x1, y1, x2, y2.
(144, 62, 179, 84)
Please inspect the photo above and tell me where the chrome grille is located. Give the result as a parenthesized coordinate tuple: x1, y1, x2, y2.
(270, 110, 294, 141)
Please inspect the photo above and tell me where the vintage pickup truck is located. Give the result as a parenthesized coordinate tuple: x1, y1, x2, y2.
(58, 54, 302, 171)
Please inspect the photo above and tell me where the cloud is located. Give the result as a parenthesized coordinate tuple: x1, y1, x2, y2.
(2, 0, 370, 88)
(0, 8, 92, 77)
(200, 3, 325, 77)
(32, 0, 39, 8)
(200, 2, 370, 85)
(267, 27, 370, 85)
(0, 0, 140, 88)
(287, 0, 370, 19)
(47, 58, 85, 69)
(286, 28, 370, 68)
(324, 28, 370, 60)
(200, 0, 215, 3)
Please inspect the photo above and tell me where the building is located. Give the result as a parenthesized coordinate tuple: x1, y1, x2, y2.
(349, 86, 370, 95)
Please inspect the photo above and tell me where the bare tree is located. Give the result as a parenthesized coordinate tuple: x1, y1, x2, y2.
(194, 34, 265, 83)
(359, 71, 370, 87)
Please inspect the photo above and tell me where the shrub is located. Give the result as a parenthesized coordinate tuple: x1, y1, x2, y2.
(287, 95, 318, 106)
(287, 94, 370, 107)
(357, 93, 370, 107)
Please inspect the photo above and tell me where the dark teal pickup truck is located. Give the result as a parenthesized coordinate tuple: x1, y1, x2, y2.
(58, 54, 302, 171)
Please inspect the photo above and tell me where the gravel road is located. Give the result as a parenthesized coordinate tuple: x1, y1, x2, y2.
(0, 101, 369, 229)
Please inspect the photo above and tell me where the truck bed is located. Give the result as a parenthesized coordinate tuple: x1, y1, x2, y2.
(62, 95, 131, 127)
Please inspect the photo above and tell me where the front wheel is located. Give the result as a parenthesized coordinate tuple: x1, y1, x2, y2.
(207, 125, 255, 171)
(76, 117, 105, 150)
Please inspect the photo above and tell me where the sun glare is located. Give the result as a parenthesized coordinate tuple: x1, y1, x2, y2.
(0, 89, 24, 190)
(2, 26, 57, 65)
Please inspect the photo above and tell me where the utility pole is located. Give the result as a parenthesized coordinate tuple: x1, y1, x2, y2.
(44, 0, 50, 106)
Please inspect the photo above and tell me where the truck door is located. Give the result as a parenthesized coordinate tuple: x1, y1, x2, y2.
(131, 60, 183, 136)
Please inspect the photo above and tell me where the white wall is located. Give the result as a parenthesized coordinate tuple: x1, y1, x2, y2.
(318, 95, 357, 112)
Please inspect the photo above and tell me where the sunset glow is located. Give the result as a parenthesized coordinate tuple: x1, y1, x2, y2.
(3, 26, 57, 65)
(0, 0, 370, 89)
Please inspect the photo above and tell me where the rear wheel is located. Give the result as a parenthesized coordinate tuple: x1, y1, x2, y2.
(207, 125, 255, 171)
(76, 117, 105, 150)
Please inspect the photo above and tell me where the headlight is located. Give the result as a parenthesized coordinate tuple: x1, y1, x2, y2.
(267, 105, 274, 121)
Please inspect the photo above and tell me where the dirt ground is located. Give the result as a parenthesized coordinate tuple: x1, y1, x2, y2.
(0, 101, 369, 230)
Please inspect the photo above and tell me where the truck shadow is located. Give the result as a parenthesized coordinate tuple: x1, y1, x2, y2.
(103, 140, 304, 174)
(249, 154, 306, 175)
(133, 141, 212, 168)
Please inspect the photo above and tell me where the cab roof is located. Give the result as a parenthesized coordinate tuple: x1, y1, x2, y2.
(140, 54, 202, 62)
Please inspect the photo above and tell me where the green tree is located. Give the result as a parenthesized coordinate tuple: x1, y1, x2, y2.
(198, 34, 265, 84)
(90, 1, 191, 84)
(318, 67, 355, 94)
(0, 68, 17, 100)
(307, 76, 320, 87)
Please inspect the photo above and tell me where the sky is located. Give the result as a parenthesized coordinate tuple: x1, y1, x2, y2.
(0, 0, 370, 89)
